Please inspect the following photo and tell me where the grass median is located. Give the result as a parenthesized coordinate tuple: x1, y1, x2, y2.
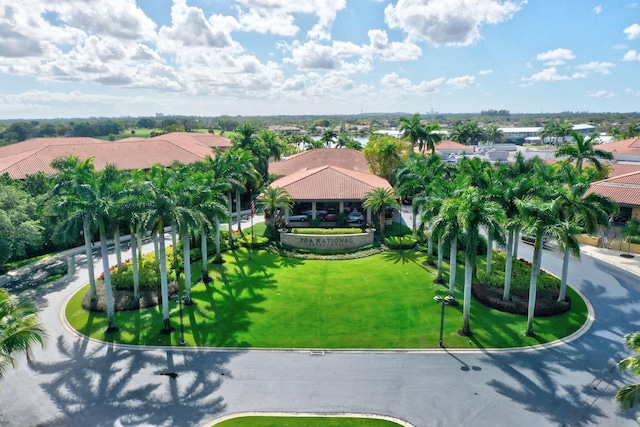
(65, 248, 588, 349)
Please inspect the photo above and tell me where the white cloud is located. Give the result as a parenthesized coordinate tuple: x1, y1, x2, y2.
(288, 41, 341, 70)
(624, 23, 640, 40)
(523, 67, 584, 83)
(158, 2, 240, 52)
(575, 61, 615, 75)
(612, 44, 628, 49)
(624, 50, 640, 61)
(384, 0, 522, 46)
(235, 0, 346, 40)
(588, 90, 616, 98)
(236, 9, 299, 36)
(380, 72, 444, 94)
(447, 75, 477, 89)
(626, 88, 640, 96)
(478, 69, 493, 75)
(593, 5, 603, 14)
(536, 48, 575, 63)
(367, 30, 423, 61)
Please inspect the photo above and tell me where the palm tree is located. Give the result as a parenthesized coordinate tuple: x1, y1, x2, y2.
(555, 131, 615, 172)
(516, 195, 559, 336)
(362, 187, 399, 236)
(395, 154, 432, 232)
(429, 196, 463, 295)
(399, 113, 424, 152)
(336, 135, 361, 150)
(540, 122, 559, 145)
(258, 186, 293, 232)
(484, 124, 503, 144)
(556, 122, 573, 145)
(456, 187, 505, 336)
(223, 148, 261, 235)
(257, 129, 285, 161)
(553, 178, 615, 300)
(616, 332, 640, 414)
(320, 129, 338, 148)
(422, 122, 442, 155)
(0, 290, 46, 380)
(48, 156, 98, 303)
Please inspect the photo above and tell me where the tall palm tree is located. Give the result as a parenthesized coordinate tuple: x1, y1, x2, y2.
(257, 129, 285, 161)
(48, 156, 98, 303)
(456, 187, 505, 336)
(555, 131, 615, 172)
(429, 196, 463, 296)
(484, 124, 504, 144)
(320, 129, 338, 148)
(395, 153, 433, 232)
(362, 187, 399, 235)
(556, 122, 573, 145)
(516, 195, 559, 336)
(223, 148, 261, 235)
(422, 122, 442, 155)
(336, 135, 361, 150)
(399, 113, 425, 151)
(554, 178, 615, 301)
(258, 186, 293, 232)
(0, 290, 46, 380)
(616, 332, 640, 413)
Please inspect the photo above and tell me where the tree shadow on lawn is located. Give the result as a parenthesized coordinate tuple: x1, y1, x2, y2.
(191, 261, 277, 347)
(478, 274, 640, 426)
(382, 249, 421, 266)
(28, 334, 235, 427)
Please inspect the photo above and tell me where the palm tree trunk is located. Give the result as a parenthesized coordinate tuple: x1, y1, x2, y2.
(131, 226, 140, 301)
(201, 228, 210, 282)
(158, 223, 172, 333)
(525, 236, 543, 336)
(236, 189, 242, 233)
(449, 235, 457, 296)
(462, 256, 473, 336)
(227, 191, 233, 247)
(215, 218, 222, 263)
(171, 221, 178, 272)
(513, 226, 521, 259)
(114, 227, 122, 272)
(503, 229, 514, 301)
(98, 219, 118, 333)
(412, 206, 416, 232)
(486, 231, 493, 275)
(436, 236, 444, 282)
(379, 212, 385, 235)
(83, 219, 97, 303)
(137, 229, 143, 261)
(427, 236, 434, 264)
(558, 248, 570, 302)
(182, 232, 192, 303)
(153, 229, 159, 267)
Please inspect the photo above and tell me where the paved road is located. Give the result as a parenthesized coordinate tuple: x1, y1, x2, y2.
(1, 214, 639, 426)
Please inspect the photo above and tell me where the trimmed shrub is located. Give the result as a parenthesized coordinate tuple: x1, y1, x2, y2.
(269, 243, 384, 260)
(238, 234, 270, 248)
(472, 282, 571, 317)
(291, 228, 362, 235)
(476, 250, 559, 292)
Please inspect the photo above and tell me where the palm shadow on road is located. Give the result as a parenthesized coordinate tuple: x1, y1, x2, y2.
(29, 334, 238, 427)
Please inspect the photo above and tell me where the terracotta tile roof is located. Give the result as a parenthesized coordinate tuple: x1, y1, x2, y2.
(607, 163, 640, 178)
(270, 165, 393, 201)
(269, 148, 370, 176)
(0, 132, 232, 179)
(596, 137, 640, 156)
(434, 140, 469, 150)
(588, 170, 640, 206)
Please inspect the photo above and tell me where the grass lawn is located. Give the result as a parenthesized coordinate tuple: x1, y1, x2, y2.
(65, 248, 588, 349)
(212, 416, 403, 426)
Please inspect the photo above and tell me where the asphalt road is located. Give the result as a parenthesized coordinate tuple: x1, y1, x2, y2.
(0, 214, 638, 426)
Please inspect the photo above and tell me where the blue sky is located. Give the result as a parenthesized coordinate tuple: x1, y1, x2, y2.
(0, 0, 639, 119)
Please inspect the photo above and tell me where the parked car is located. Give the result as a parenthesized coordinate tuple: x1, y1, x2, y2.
(323, 213, 338, 221)
(303, 209, 328, 218)
(347, 213, 365, 224)
(521, 235, 549, 247)
(288, 214, 309, 222)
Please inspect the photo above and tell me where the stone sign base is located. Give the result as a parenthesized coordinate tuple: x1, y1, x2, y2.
(280, 230, 374, 250)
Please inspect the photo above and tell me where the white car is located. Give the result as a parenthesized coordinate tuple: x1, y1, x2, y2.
(288, 214, 309, 222)
(347, 213, 365, 224)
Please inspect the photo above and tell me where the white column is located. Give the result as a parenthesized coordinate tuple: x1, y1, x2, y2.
(366, 208, 372, 223)
(312, 201, 317, 219)
(339, 201, 344, 213)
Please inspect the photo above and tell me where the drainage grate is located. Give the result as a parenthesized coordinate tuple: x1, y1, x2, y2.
(309, 350, 326, 356)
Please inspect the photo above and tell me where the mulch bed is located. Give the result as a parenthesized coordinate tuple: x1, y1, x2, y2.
(82, 280, 179, 312)
(472, 282, 571, 317)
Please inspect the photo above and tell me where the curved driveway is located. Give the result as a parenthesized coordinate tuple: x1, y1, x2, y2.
(1, 231, 639, 426)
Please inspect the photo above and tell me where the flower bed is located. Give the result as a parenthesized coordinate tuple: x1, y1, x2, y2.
(291, 228, 363, 235)
(472, 282, 571, 317)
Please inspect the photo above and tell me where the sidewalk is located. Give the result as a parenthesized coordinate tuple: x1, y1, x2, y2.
(580, 244, 640, 277)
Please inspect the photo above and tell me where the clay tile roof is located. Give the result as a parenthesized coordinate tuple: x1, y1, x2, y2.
(588, 170, 640, 206)
(270, 165, 393, 201)
(595, 137, 640, 156)
(0, 132, 232, 179)
(434, 140, 469, 150)
(269, 148, 370, 176)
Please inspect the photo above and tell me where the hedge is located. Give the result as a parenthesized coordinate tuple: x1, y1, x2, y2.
(291, 228, 363, 235)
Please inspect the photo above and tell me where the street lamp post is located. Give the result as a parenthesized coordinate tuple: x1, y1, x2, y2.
(434, 295, 456, 347)
(170, 294, 186, 345)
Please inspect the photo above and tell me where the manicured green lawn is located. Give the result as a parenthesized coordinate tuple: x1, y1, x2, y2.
(212, 416, 402, 426)
(65, 248, 588, 349)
